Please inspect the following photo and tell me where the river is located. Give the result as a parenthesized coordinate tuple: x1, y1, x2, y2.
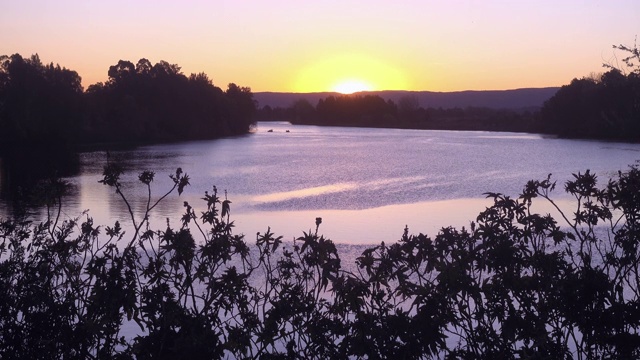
(2, 121, 640, 244)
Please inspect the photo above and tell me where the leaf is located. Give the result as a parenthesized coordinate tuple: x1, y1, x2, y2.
(138, 170, 155, 185)
(222, 199, 232, 219)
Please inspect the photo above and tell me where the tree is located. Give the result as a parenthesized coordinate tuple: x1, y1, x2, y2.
(605, 37, 640, 75)
(135, 58, 152, 76)
(0, 53, 83, 149)
(539, 38, 640, 141)
(398, 94, 419, 114)
(540, 77, 600, 137)
(313, 94, 397, 126)
(291, 98, 315, 123)
(107, 60, 136, 85)
(82, 58, 256, 143)
(224, 83, 257, 134)
(151, 60, 181, 78)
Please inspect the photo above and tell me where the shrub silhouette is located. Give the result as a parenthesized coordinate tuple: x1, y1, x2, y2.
(1, 163, 640, 359)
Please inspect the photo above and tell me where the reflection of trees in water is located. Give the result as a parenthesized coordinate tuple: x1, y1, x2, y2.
(0, 148, 79, 204)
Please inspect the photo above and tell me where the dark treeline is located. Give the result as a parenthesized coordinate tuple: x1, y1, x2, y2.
(256, 95, 539, 133)
(540, 69, 640, 140)
(0, 54, 256, 154)
(257, 67, 640, 140)
(0, 54, 256, 200)
(257, 42, 640, 141)
(539, 41, 640, 141)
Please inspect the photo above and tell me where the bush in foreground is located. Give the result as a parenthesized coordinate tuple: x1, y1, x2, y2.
(1, 163, 640, 359)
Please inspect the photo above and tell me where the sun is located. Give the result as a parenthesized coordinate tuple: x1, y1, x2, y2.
(332, 79, 373, 94)
(293, 53, 408, 93)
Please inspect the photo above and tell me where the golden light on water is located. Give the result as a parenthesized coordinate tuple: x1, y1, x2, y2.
(294, 53, 408, 93)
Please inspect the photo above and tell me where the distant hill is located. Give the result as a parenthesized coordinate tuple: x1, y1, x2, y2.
(254, 88, 560, 110)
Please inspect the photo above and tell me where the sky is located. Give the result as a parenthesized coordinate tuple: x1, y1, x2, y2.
(1, 0, 639, 93)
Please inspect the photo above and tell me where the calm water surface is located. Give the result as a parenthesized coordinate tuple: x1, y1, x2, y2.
(4, 122, 640, 244)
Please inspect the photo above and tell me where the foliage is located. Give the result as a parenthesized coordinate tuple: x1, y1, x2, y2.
(257, 94, 537, 133)
(540, 39, 640, 141)
(84, 60, 256, 143)
(605, 37, 640, 75)
(540, 70, 640, 140)
(314, 94, 398, 127)
(0, 53, 83, 150)
(2, 163, 640, 358)
(0, 54, 256, 154)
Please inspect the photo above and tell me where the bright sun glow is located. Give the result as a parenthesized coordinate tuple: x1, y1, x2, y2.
(332, 79, 373, 94)
(294, 53, 408, 93)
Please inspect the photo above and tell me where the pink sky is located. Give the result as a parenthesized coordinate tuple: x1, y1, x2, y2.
(1, 0, 638, 92)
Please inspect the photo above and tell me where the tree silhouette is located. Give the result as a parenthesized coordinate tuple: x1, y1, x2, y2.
(0, 53, 83, 150)
(540, 69, 640, 140)
(1, 54, 257, 151)
(539, 38, 640, 140)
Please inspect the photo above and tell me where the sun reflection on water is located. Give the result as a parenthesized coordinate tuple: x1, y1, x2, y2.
(252, 183, 358, 203)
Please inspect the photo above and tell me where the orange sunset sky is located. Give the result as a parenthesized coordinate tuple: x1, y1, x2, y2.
(1, 0, 639, 93)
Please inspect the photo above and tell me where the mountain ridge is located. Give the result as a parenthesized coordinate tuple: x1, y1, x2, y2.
(254, 87, 560, 110)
